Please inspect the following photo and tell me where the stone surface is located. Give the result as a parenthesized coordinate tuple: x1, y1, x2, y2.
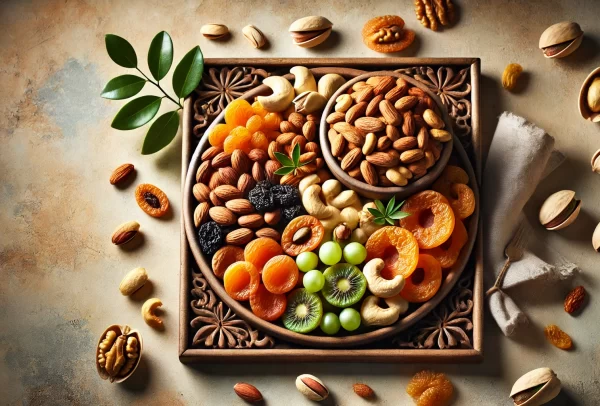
(1, 0, 599, 404)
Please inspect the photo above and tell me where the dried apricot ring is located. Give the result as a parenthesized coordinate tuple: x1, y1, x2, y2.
(362, 15, 416, 53)
(365, 226, 419, 280)
(135, 183, 170, 217)
(432, 165, 469, 197)
(406, 370, 454, 406)
(262, 255, 299, 294)
(281, 215, 325, 256)
(399, 190, 455, 249)
(447, 183, 475, 220)
(207, 123, 234, 147)
(400, 254, 442, 303)
(212, 245, 245, 278)
(250, 284, 287, 321)
(544, 324, 573, 350)
(223, 261, 260, 301)
(244, 237, 283, 272)
(422, 219, 467, 269)
(224, 99, 254, 127)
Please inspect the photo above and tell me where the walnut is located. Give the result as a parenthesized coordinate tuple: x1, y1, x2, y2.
(415, 0, 455, 31)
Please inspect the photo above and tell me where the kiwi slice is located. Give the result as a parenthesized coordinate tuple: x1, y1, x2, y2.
(283, 288, 323, 334)
(322, 263, 367, 307)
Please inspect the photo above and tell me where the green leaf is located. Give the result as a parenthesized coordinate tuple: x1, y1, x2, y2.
(101, 75, 146, 100)
(385, 218, 395, 225)
(390, 211, 411, 220)
(274, 152, 294, 167)
(274, 166, 295, 176)
(141, 110, 180, 154)
(374, 200, 386, 215)
(111, 95, 162, 130)
(392, 199, 406, 214)
(172, 45, 204, 99)
(292, 143, 301, 166)
(148, 31, 173, 81)
(385, 196, 396, 216)
(373, 218, 385, 225)
(105, 34, 138, 68)
(368, 208, 382, 217)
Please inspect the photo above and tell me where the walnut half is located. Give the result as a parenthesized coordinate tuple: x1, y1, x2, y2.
(415, 0, 455, 31)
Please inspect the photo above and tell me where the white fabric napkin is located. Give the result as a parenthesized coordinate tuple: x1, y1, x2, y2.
(482, 112, 579, 337)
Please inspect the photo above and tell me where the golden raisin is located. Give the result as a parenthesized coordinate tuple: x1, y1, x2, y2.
(502, 63, 523, 91)
(135, 184, 170, 217)
(406, 370, 454, 406)
(544, 324, 573, 350)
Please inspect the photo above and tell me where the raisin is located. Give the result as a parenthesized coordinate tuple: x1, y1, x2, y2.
(144, 192, 161, 208)
(282, 205, 305, 223)
(248, 184, 274, 212)
(198, 221, 224, 256)
(270, 185, 300, 207)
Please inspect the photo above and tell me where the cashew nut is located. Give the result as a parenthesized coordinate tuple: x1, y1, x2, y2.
(359, 202, 384, 238)
(141, 298, 163, 329)
(361, 295, 409, 326)
(320, 207, 342, 232)
(302, 184, 334, 219)
(318, 73, 346, 100)
(257, 76, 295, 112)
(322, 179, 361, 210)
(340, 207, 359, 230)
(299, 174, 320, 196)
(290, 66, 317, 95)
(363, 258, 405, 298)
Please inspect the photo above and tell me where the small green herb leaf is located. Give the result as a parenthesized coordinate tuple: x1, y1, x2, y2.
(141, 110, 180, 154)
(148, 31, 173, 81)
(292, 143, 301, 166)
(386, 218, 395, 225)
(172, 46, 204, 99)
(390, 211, 411, 220)
(105, 34, 138, 68)
(385, 196, 396, 216)
(374, 218, 385, 225)
(101, 75, 146, 100)
(368, 208, 381, 217)
(375, 200, 386, 215)
(274, 166, 295, 176)
(274, 152, 294, 167)
(111, 95, 162, 130)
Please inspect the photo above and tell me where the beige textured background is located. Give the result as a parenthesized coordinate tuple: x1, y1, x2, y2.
(1, 0, 599, 404)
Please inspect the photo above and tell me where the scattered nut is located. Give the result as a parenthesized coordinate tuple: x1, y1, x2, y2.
(593, 222, 600, 252)
(110, 163, 134, 185)
(296, 374, 329, 401)
(510, 367, 561, 405)
(233, 382, 263, 403)
(353, 383, 375, 399)
(415, 0, 455, 31)
(111, 221, 140, 245)
(119, 267, 148, 296)
(242, 25, 266, 49)
(538, 190, 581, 230)
(539, 21, 583, 58)
(200, 24, 229, 40)
(96, 325, 142, 383)
(141, 298, 163, 329)
(289, 16, 333, 48)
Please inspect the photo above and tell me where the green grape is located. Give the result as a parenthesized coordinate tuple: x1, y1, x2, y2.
(343, 242, 367, 265)
(296, 251, 319, 272)
(320, 312, 341, 335)
(319, 241, 342, 266)
(339, 308, 361, 331)
(303, 270, 325, 293)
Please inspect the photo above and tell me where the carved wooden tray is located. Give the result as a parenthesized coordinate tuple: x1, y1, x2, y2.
(179, 58, 483, 363)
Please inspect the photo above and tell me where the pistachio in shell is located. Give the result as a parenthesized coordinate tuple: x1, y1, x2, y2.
(539, 190, 581, 230)
(200, 24, 229, 40)
(578, 68, 600, 122)
(289, 16, 333, 48)
(592, 149, 600, 174)
(510, 367, 561, 406)
(593, 222, 600, 252)
(96, 324, 143, 383)
(539, 21, 583, 59)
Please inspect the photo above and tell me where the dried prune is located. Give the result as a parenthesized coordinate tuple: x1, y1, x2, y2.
(282, 205, 305, 223)
(198, 221, 224, 255)
(271, 185, 300, 207)
(248, 184, 274, 212)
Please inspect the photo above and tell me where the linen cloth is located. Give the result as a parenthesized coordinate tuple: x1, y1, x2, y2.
(482, 112, 579, 337)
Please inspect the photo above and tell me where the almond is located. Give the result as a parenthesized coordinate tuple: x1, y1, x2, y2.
(195, 160, 212, 184)
(291, 135, 306, 153)
(233, 382, 263, 404)
(352, 81, 369, 91)
(327, 128, 339, 144)
(267, 141, 281, 161)
(341, 148, 363, 171)
(331, 132, 347, 158)
(264, 209, 281, 226)
(209, 206, 237, 226)
(355, 117, 386, 133)
(362, 132, 377, 155)
(400, 149, 425, 164)
(386, 124, 401, 141)
(354, 86, 374, 103)
(280, 120, 298, 134)
(408, 159, 428, 177)
(238, 213, 264, 229)
(423, 109, 445, 129)
(366, 151, 399, 168)
(252, 161, 265, 182)
(394, 95, 418, 112)
(201, 146, 223, 161)
(302, 120, 317, 141)
(414, 113, 427, 129)
(209, 190, 223, 206)
(393, 136, 418, 151)
(194, 202, 210, 227)
(366, 94, 384, 117)
(408, 86, 427, 97)
(218, 166, 238, 186)
(296, 374, 329, 401)
(306, 113, 319, 122)
(402, 111, 415, 137)
(424, 150, 436, 168)
(225, 199, 254, 215)
(304, 142, 319, 154)
(366, 76, 383, 86)
(280, 172, 301, 186)
(288, 112, 306, 129)
(384, 84, 408, 103)
(353, 383, 375, 399)
(255, 227, 281, 241)
(277, 132, 297, 145)
(373, 76, 395, 96)
(417, 127, 429, 150)
(430, 129, 452, 142)
(248, 148, 268, 164)
(360, 161, 378, 186)
(377, 136, 391, 151)
(332, 122, 366, 146)
(379, 174, 394, 186)
(300, 151, 317, 164)
(345, 102, 368, 124)
(231, 149, 251, 174)
(208, 172, 223, 190)
(111, 221, 140, 245)
(326, 111, 345, 124)
(237, 173, 256, 196)
(264, 160, 282, 184)
(213, 185, 243, 201)
(226, 228, 254, 245)
(211, 151, 232, 168)
(109, 163, 134, 185)
(193, 183, 210, 203)
(379, 100, 402, 126)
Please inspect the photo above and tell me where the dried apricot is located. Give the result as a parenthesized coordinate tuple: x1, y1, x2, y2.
(281, 215, 325, 256)
(251, 131, 270, 151)
(246, 115, 265, 133)
(365, 226, 420, 280)
(406, 370, 454, 406)
(224, 99, 254, 127)
(207, 123, 234, 147)
(262, 255, 299, 294)
(212, 246, 245, 279)
(544, 324, 573, 350)
(264, 130, 281, 141)
(400, 254, 442, 303)
(447, 183, 475, 220)
(432, 165, 469, 197)
(135, 183, 170, 217)
(251, 100, 268, 117)
(250, 284, 287, 321)
(422, 219, 467, 269)
(399, 190, 455, 249)
(224, 126, 252, 153)
(263, 112, 282, 131)
(223, 261, 260, 301)
(362, 15, 416, 53)
(244, 237, 284, 272)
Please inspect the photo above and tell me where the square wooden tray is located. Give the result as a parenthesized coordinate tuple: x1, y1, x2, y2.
(179, 58, 483, 363)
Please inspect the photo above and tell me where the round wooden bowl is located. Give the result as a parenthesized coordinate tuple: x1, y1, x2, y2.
(183, 68, 479, 348)
(579, 67, 600, 122)
(319, 71, 453, 200)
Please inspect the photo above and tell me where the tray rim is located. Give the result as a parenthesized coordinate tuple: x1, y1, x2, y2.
(179, 57, 483, 363)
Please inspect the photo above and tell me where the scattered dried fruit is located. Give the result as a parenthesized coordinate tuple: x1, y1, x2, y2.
(502, 63, 523, 91)
(564, 285, 585, 314)
(406, 370, 454, 406)
(135, 184, 170, 217)
(544, 324, 573, 350)
(362, 15, 415, 53)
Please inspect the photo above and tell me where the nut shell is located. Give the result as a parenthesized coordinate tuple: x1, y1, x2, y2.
(510, 367, 561, 406)
(539, 21, 583, 58)
(591, 149, 600, 173)
(578, 68, 600, 122)
(538, 190, 581, 230)
(593, 222, 600, 252)
(296, 374, 329, 401)
(242, 25, 266, 49)
(289, 16, 333, 48)
(96, 325, 143, 383)
(201, 24, 229, 40)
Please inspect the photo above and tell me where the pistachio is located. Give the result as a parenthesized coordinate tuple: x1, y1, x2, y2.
(593, 222, 600, 252)
(579, 68, 600, 122)
(200, 24, 229, 40)
(539, 21, 583, 59)
(242, 25, 266, 49)
(588, 77, 600, 113)
(592, 149, 600, 173)
(289, 16, 333, 48)
(510, 367, 561, 406)
(538, 190, 581, 230)
(293, 91, 327, 114)
(111, 221, 140, 245)
(296, 374, 329, 401)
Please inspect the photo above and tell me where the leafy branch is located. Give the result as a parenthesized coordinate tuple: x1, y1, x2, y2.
(101, 32, 204, 154)
(368, 196, 411, 225)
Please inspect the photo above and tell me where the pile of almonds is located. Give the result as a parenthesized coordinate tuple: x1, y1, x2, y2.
(326, 75, 451, 187)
